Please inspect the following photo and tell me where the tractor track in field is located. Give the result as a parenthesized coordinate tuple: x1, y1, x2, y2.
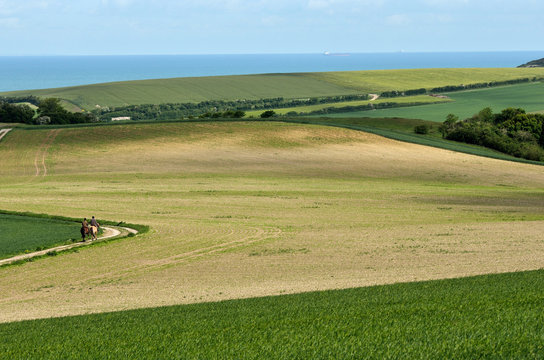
(0, 226, 138, 266)
(81, 225, 283, 283)
(34, 129, 61, 177)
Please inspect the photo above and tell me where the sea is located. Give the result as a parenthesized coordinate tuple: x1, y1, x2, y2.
(1, 51, 543, 92)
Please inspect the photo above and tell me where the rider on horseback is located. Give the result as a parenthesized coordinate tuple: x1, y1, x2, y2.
(90, 216, 100, 241)
(81, 218, 89, 242)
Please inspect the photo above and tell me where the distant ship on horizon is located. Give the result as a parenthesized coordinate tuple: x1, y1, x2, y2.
(323, 51, 350, 56)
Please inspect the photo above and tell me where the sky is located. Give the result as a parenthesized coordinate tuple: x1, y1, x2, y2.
(1, 0, 543, 55)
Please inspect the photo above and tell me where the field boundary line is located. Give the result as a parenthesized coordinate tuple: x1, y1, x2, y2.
(0, 225, 138, 266)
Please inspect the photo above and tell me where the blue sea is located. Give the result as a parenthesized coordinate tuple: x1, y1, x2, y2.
(1, 51, 543, 92)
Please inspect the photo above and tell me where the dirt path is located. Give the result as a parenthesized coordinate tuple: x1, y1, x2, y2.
(0, 225, 138, 266)
(0, 128, 12, 142)
(34, 129, 61, 177)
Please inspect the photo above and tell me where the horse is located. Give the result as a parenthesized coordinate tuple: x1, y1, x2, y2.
(80, 225, 98, 241)
(89, 225, 98, 241)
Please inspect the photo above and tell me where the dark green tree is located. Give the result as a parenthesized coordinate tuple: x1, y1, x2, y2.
(260, 110, 276, 118)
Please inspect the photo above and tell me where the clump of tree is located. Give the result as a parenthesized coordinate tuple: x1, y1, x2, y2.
(0, 95, 41, 106)
(0, 102, 35, 124)
(260, 110, 276, 118)
(439, 107, 544, 161)
(1, 97, 97, 125)
(37, 98, 96, 125)
(414, 124, 430, 134)
(198, 110, 245, 119)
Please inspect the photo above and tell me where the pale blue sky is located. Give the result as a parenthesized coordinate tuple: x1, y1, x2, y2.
(1, 0, 543, 55)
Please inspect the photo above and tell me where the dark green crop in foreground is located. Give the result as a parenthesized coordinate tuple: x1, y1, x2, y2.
(1, 270, 543, 359)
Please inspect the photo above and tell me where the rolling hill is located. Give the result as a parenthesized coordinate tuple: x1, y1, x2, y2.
(1, 121, 543, 323)
(2, 68, 544, 111)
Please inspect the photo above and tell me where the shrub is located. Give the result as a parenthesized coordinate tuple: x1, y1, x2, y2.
(414, 124, 430, 134)
(260, 110, 276, 118)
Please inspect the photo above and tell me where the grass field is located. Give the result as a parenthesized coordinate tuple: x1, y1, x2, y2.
(0, 213, 78, 258)
(2, 68, 544, 110)
(244, 95, 448, 117)
(1, 269, 542, 358)
(0, 121, 543, 325)
(286, 117, 543, 165)
(309, 67, 544, 93)
(325, 81, 544, 122)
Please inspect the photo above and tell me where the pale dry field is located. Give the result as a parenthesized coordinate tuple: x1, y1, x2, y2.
(0, 122, 543, 323)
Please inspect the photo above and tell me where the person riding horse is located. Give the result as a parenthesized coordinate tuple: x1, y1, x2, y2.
(81, 218, 89, 242)
(90, 216, 100, 241)
(81, 216, 100, 242)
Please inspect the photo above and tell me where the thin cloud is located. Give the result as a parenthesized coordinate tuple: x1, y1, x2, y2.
(385, 14, 411, 26)
(0, 1, 50, 15)
(0, 17, 20, 28)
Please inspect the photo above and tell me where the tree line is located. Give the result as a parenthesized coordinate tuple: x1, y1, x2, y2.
(379, 77, 540, 98)
(439, 107, 544, 161)
(92, 94, 371, 121)
(0, 98, 96, 125)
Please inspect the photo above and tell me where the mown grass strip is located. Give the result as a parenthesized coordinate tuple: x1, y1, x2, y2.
(1, 270, 542, 358)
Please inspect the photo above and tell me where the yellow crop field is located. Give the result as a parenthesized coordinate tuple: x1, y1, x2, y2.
(1, 122, 543, 323)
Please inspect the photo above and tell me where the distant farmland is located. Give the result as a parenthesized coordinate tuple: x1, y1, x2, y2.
(2, 68, 544, 111)
(323, 81, 544, 122)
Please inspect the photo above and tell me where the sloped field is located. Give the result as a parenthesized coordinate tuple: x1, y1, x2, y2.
(0, 121, 543, 322)
(2, 68, 544, 110)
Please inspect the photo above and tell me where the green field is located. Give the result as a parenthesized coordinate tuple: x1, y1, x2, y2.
(324, 82, 544, 122)
(1, 270, 542, 358)
(0, 213, 78, 258)
(245, 95, 449, 117)
(2, 68, 544, 111)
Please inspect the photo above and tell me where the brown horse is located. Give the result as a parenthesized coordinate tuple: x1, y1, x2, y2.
(81, 225, 89, 241)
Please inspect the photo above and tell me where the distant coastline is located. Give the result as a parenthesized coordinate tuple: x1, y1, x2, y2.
(2, 51, 544, 92)
(518, 57, 544, 67)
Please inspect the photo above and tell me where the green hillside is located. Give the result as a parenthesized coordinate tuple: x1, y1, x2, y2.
(0, 74, 360, 111)
(2, 68, 544, 111)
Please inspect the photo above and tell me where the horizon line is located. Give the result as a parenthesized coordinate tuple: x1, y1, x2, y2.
(1, 50, 544, 57)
